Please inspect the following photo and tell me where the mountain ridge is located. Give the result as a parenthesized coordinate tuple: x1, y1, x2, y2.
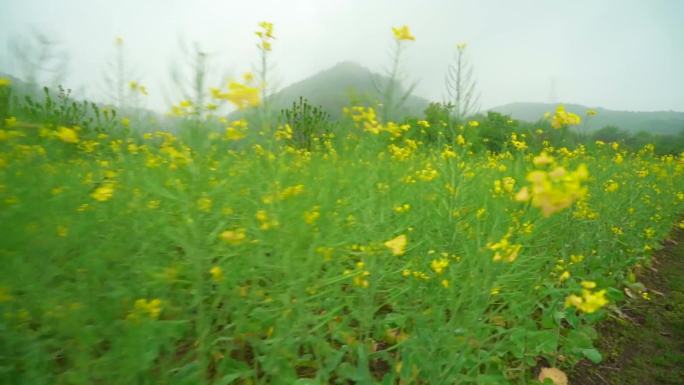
(489, 102, 684, 135)
(258, 61, 430, 119)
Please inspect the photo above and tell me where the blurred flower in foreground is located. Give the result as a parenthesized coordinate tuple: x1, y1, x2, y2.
(516, 164, 589, 217)
(210, 75, 261, 111)
(392, 25, 415, 41)
(56, 126, 79, 144)
(384, 234, 407, 256)
(127, 298, 162, 321)
(210, 266, 224, 282)
(549, 105, 581, 129)
(565, 281, 608, 313)
(256, 21, 275, 51)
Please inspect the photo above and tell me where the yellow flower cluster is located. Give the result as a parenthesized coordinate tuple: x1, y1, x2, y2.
(549, 105, 581, 129)
(392, 25, 415, 41)
(225, 119, 248, 141)
(564, 281, 608, 313)
(128, 81, 148, 96)
(127, 298, 162, 321)
(414, 163, 439, 182)
(210, 266, 224, 282)
(211, 76, 261, 111)
(572, 198, 599, 220)
(303, 205, 320, 225)
(388, 139, 418, 160)
(348, 261, 371, 288)
(91, 183, 115, 202)
(604, 179, 619, 192)
(487, 228, 522, 262)
(261, 184, 305, 204)
(56, 126, 79, 144)
(516, 160, 589, 217)
(256, 21, 275, 51)
(220, 228, 247, 245)
(493, 177, 516, 195)
(510, 133, 527, 151)
(256, 209, 279, 230)
(430, 258, 449, 274)
(343, 106, 383, 134)
(275, 123, 293, 141)
(393, 203, 411, 213)
(196, 196, 212, 212)
(169, 100, 194, 117)
(0, 77, 11, 87)
(384, 234, 407, 256)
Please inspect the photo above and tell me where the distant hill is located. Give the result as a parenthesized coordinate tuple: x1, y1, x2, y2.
(239, 61, 430, 120)
(490, 102, 684, 135)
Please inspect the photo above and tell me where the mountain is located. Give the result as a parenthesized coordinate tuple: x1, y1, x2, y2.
(250, 61, 430, 120)
(490, 102, 684, 135)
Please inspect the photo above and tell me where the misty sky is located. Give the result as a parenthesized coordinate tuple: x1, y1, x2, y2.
(2, 0, 683, 112)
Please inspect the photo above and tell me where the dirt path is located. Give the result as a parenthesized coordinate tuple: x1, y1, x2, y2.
(571, 226, 684, 385)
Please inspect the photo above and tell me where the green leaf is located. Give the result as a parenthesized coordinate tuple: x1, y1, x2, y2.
(581, 348, 602, 363)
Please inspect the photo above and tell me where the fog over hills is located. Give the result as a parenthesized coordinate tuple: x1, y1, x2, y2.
(263, 61, 429, 119)
(3, 1, 683, 113)
(490, 102, 684, 135)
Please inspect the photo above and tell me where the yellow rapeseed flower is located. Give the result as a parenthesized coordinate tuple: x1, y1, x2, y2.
(129, 298, 162, 320)
(392, 25, 415, 41)
(517, 164, 589, 217)
(224, 81, 260, 110)
(220, 228, 247, 244)
(532, 152, 554, 166)
(258, 21, 274, 38)
(430, 258, 449, 274)
(5, 116, 17, 127)
(384, 234, 407, 256)
(559, 271, 571, 282)
(0, 77, 11, 87)
(56, 126, 79, 144)
(565, 288, 608, 313)
(549, 105, 581, 129)
(196, 196, 212, 212)
(91, 184, 115, 202)
(303, 206, 320, 225)
(210, 266, 224, 282)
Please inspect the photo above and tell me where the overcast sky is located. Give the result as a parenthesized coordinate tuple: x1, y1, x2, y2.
(1, 0, 683, 112)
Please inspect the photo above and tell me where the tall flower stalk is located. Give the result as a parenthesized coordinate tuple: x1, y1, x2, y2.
(255, 21, 275, 124)
(374, 25, 417, 122)
(445, 43, 480, 121)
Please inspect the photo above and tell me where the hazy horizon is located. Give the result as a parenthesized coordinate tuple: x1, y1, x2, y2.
(2, 0, 683, 113)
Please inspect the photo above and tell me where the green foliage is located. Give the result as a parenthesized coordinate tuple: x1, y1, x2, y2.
(492, 102, 684, 136)
(18, 86, 120, 133)
(279, 96, 333, 150)
(0, 85, 11, 127)
(1, 89, 682, 385)
(249, 62, 428, 121)
(474, 111, 517, 152)
(421, 102, 454, 142)
(592, 125, 624, 143)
